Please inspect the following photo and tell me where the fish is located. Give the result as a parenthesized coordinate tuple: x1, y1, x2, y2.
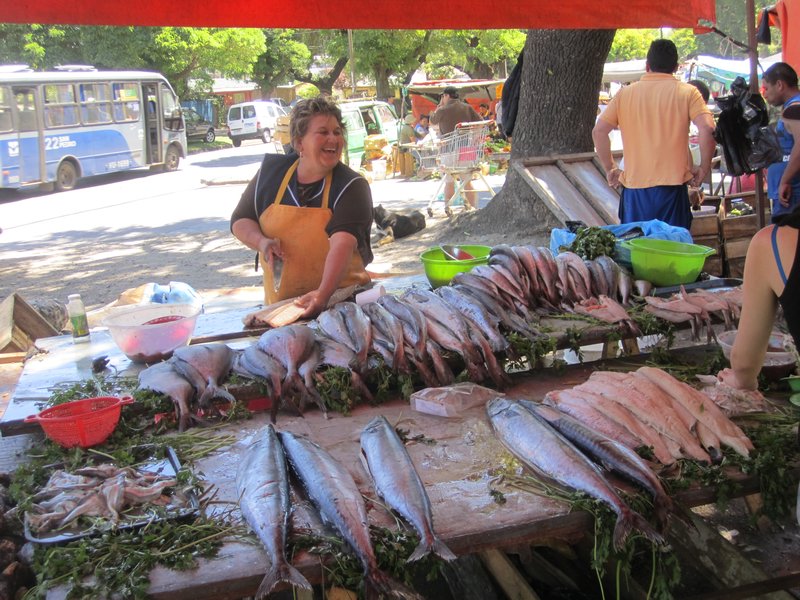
(377, 295, 428, 361)
(258, 325, 325, 419)
(636, 367, 754, 458)
(234, 345, 289, 421)
(527, 246, 560, 307)
(339, 302, 373, 371)
(315, 334, 374, 403)
(453, 284, 542, 343)
(170, 343, 236, 411)
(138, 361, 198, 431)
(579, 372, 711, 463)
(237, 425, 311, 597)
(437, 285, 509, 354)
(279, 431, 420, 599)
(362, 301, 408, 374)
(360, 416, 456, 562)
(487, 397, 663, 549)
(521, 401, 674, 533)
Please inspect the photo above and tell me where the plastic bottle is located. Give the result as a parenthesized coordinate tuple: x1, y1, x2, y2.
(67, 294, 90, 343)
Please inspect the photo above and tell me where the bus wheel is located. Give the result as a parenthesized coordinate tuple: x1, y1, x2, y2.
(262, 129, 272, 143)
(55, 161, 78, 192)
(163, 146, 180, 172)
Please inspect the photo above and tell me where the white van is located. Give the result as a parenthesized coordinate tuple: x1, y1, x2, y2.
(226, 101, 287, 147)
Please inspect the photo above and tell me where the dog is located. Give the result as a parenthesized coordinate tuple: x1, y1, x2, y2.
(373, 204, 426, 245)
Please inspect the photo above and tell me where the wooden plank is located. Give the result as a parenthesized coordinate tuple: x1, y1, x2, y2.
(691, 214, 720, 237)
(667, 512, 794, 600)
(558, 160, 620, 225)
(703, 256, 724, 277)
(0, 352, 27, 364)
(692, 235, 721, 253)
(479, 549, 542, 600)
(724, 238, 751, 260)
(522, 163, 606, 226)
(0, 295, 14, 351)
(720, 214, 758, 239)
(726, 257, 746, 279)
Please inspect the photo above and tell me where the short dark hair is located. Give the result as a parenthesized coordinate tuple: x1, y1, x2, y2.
(763, 62, 799, 89)
(646, 39, 679, 73)
(687, 79, 711, 103)
(289, 96, 345, 150)
(443, 86, 459, 99)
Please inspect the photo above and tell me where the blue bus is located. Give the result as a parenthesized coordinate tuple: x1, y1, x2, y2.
(0, 66, 188, 191)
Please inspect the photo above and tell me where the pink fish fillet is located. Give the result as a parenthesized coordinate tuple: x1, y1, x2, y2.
(636, 367, 754, 458)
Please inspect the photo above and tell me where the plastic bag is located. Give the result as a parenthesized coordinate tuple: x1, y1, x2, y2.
(549, 220, 693, 257)
(714, 76, 773, 175)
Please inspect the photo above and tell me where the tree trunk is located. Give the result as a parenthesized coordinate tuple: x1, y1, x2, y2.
(455, 29, 615, 238)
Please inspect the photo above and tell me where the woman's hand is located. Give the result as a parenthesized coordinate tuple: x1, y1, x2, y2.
(259, 237, 283, 268)
(717, 367, 758, 391)
(294, 289, 327, 318)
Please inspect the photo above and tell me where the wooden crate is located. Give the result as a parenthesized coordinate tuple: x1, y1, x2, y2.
(0, 294, 60, 355)
(720, 214, 759, 241)
(693, 234, 721, 254)
(703, 255, 724, 277)
(690, 210, 720, 238)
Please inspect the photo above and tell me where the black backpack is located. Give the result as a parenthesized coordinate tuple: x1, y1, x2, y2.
(714, 76, 782, 175)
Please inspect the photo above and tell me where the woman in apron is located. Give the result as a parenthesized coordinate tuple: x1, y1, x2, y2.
(231, 97, 373, 317)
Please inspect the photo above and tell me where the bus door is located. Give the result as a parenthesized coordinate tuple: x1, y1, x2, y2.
(12, 86, 43, 184)
(143, 83, 161, 163)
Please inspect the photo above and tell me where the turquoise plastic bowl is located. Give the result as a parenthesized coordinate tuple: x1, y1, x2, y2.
(621, 238, 715, 287)
(420, 245, 491, 288)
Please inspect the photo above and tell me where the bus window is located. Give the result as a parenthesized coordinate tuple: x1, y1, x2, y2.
(0, 87, 12, 132)
(112, 82, 140, 122)
(79, 82, 112, 124)
(43, 83, 78, 128)
(161, 86, 182, 132)
(14, 89, 37, 132)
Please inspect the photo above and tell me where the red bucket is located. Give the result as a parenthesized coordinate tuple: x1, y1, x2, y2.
(25, 396, 134, 448)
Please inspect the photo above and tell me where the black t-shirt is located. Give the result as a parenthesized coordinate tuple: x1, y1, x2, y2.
(778, 225, 800, 349)
(231, 153, 374, 266)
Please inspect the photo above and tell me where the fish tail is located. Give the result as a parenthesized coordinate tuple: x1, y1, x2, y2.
(407, 535, 457, 562)
(198, 382, 236, 408)
(255, 559, 312, 599)
(653, 496, 674, 535)
(614, 508, 665, 550)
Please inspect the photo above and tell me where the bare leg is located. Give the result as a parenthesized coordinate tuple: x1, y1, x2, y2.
(464, 179, 478, 209)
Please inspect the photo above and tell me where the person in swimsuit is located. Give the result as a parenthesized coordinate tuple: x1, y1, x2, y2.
(718, 205, 800, 390)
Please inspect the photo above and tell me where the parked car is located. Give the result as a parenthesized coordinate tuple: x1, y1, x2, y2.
(183, 108, 216, 143)
(267, 97, 289, 108)
(338, 99, 400, 170)
(226, 100, 287, 147)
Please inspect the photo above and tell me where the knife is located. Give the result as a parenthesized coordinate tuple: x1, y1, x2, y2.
(272, 255, 283, 293)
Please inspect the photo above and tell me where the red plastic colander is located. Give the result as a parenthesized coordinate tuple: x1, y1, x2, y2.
(24, 396, 134, 448)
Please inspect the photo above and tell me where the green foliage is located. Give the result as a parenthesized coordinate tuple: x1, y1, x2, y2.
(694, 0, 780, 57)
(253, 29, 311, 93)
(608, 29, 659, 62)
(28, 515, 238, 599)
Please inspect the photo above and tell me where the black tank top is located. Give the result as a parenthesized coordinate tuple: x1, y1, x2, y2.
(776, 225, 800, 348)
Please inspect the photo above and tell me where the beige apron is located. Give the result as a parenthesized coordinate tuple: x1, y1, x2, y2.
(259, 159, 369, 304)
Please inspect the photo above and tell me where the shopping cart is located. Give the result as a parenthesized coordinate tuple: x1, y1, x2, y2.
(427, 120, 496, 217)
(406, 139, 440, 178)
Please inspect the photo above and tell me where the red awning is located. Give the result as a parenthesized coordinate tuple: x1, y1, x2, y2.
(3, 0, 715, 29)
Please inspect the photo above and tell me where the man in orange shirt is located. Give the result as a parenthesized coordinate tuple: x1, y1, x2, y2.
(592, 39, 716, 229)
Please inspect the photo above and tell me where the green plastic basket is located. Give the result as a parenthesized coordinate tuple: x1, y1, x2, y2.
(620, 238, 715, 287)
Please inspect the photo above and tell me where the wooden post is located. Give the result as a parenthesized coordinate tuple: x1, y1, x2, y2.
(746, 0, 768, 229)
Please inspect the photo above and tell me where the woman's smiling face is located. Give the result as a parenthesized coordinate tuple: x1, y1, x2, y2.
(296, 114, 345, 176)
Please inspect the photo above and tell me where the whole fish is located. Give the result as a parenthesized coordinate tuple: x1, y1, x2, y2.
(170, 343, 236, 410)
(437, 285, 509, 354)
(521, 401, 674, 534)
(527, 246, 560, 306)
(138, 361, 196, 431)
(339, 302, 373, 370)
(377, 295, 428, 361)
(237, 425, 311, 597)
(258, 325, 323, 417)
(360, 416, 456, 562)
(362, 301, 408, 373)
(487, 397, 663, 549)
(279, 431, 419, 599)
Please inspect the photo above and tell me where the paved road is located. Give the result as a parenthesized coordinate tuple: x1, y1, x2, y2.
(0, 142, 505, 309)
